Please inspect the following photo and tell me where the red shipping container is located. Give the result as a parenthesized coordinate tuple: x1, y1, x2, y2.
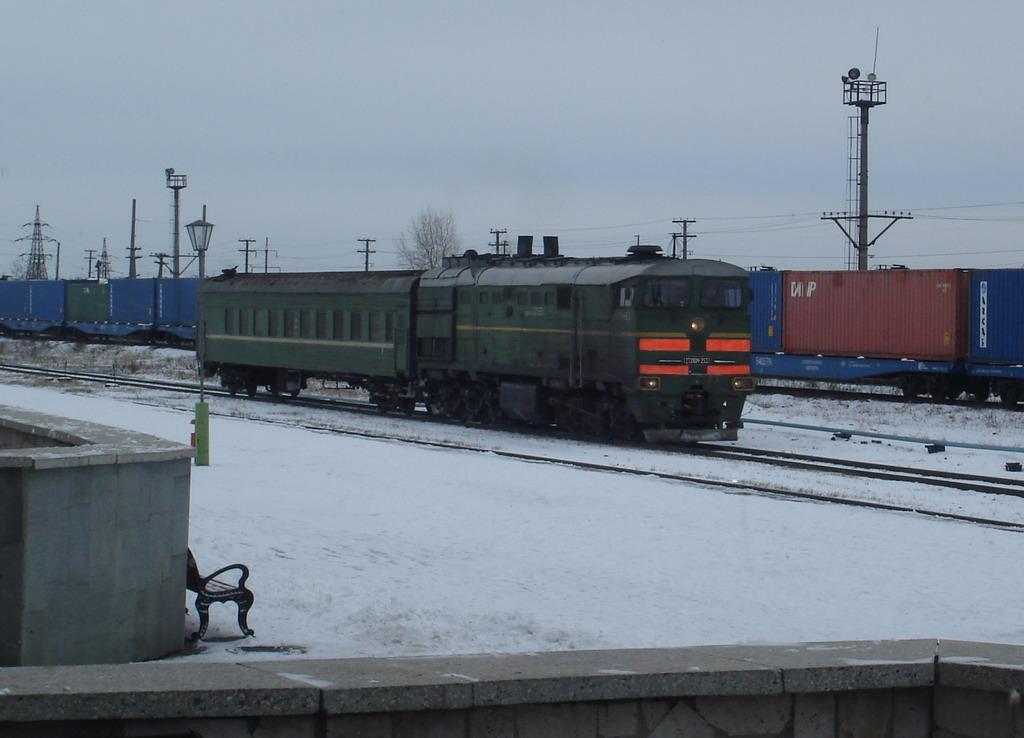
(782, 269, 970, 361)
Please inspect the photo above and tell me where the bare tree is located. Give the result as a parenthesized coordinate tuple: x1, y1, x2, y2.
(7, 255, 28, 279)
(396, 208, 462, 269)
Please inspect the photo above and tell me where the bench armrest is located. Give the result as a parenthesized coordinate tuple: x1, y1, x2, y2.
(201, 563, 250, 589)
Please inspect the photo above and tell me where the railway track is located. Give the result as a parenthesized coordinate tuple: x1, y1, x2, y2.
(4, 361, 1024, 532)
(756, 381, 1021, 411)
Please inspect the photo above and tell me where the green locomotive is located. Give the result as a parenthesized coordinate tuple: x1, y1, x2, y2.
(200, 240, 753, 442)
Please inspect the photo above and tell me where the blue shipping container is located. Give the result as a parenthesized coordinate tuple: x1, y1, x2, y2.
(157, 278, 198, 337)
(110, 279, 156, 327)
(0, 280, 64, 330)
(0, 281, 31, 319)
(970, 269, 1024, 365)
(749, 270, 783, 353)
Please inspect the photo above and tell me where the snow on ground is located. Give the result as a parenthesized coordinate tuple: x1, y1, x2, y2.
(2, 339, 1024, 662)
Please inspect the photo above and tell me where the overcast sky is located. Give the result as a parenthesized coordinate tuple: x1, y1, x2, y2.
(1, 1, 1021, 278)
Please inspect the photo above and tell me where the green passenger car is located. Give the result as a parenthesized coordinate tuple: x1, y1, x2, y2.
(200, 271, 420, 407)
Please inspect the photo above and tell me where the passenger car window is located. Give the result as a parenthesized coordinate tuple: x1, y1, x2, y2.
(699, 278, 744, 308)
(644, 279, 691, 308)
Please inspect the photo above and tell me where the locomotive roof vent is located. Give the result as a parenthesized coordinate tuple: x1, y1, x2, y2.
(543, 235, 559, 257)
(517, 235, 534, 258)
(626, 244, 663, 259)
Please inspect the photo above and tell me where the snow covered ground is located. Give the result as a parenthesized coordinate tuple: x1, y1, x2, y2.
(2, 339, 1024, 662)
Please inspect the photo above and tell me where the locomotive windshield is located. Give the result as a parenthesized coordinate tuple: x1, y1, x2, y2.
(643, 278, 692, 308)
(698, 278, 744, 308)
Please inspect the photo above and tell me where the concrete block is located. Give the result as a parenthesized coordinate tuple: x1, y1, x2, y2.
(639, 700, 673, 734)
(938, 640, 1024, 694)
(933, 686, 1013, 738)
(124, 715, 317, 737)
(697, 640, 936, 693)
(326, 713, 393, 738)
(695, 694, 791, 735)
(648, 700, 714, 738)
(514, 702, 596, 738)
(0, 662, 319, 722)
(394, 709, 468, 737)
(468, 706, 515, 737)
(597, 700, 640, 737)
(835, 690, 892, 738)
(261, 659, 475, 714)
(794, 692, 834, 738)
(462, 648, 781, 706)
(0, 720, 122, 737)
(0, 477, 23, 543)
(893, 687, 930, 737)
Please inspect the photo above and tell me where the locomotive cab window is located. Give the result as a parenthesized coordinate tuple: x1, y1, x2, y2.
(644, 279, 691, 308)
(699, 278, 744, 308)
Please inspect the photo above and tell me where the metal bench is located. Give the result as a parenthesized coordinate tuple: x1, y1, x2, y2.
(186, 549, 255, 642)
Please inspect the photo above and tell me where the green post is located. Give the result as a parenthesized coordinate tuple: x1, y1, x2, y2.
(194, 401, 210, 466)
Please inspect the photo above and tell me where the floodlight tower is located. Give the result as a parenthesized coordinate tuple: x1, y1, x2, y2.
(165, 168, 188, 277)
(845, 67, 884, 270)
(822, 67, 911, 270)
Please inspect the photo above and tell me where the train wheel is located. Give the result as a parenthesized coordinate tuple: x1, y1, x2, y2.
(900, 377, 925, 399)
(967, 379, 991, 404)
(245, 379, 258, 398)
(999, 385, 1021, 406)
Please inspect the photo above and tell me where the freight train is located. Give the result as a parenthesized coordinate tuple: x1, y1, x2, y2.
(199, 241, 755, 441)
(750, 267, 1024, 404)
(0, 277, 197, 344)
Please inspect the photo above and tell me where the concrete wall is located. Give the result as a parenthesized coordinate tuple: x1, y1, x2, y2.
(2, 640, 1024, 737)
(0, 406, 193, 667)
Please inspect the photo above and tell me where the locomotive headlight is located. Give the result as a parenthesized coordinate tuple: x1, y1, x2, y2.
(639, 376, 661, 391)
(732, 377, 755, 392)
(690, 317, 706, 333)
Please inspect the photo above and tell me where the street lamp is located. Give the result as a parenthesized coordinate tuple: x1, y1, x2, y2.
(186, 217, 213, 466)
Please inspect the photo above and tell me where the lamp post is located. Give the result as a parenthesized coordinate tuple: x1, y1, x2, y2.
(186, 217, 213, 466)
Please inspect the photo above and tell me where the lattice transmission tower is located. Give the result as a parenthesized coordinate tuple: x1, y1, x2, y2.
(15, 205, 56, 280)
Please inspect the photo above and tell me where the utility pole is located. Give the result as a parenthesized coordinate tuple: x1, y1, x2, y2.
(672, 218, 696, 259)
(85, 249, 97, 279)
(127, 198, 140, 278)
(151, 253, 170, 279)
(238, 239, 257, 273)
(357, 238, 376, 272)
(54, 241, 61, 279)
(669, 232, 682, 259)
(490, 228, 507, 255)
(263, 237, 278, 273)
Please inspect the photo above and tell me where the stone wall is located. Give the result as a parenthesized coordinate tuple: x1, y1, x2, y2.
(2, 640, 1024, 737)
(0, 406, 193, 667)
